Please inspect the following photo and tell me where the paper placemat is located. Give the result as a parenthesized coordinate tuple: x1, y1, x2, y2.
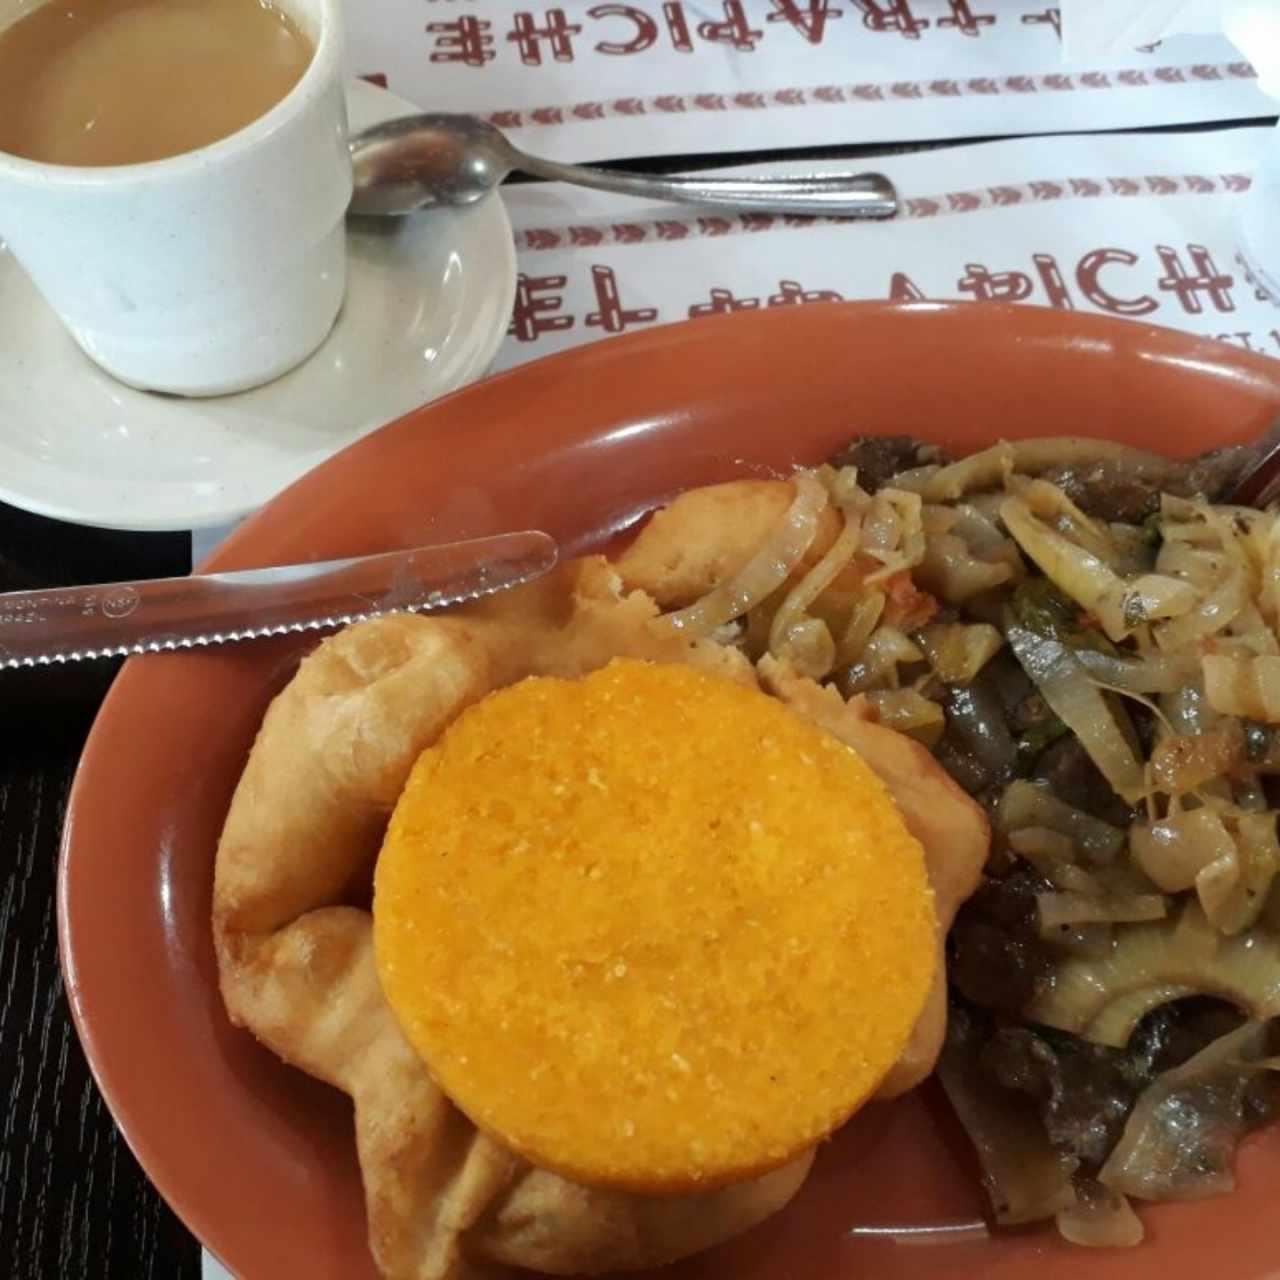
(491, 123, 1277, 369)
(345, 1, 1271, 162)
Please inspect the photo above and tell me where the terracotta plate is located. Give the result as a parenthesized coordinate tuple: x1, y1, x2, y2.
(60, 303, 1280, 1280)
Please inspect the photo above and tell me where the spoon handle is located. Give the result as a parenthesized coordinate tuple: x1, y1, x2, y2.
(513, 152, 898, 219)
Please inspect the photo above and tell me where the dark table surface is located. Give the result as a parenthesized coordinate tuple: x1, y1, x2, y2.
(0, 503, 197, 1279)
(4, 118, 1276, 1280)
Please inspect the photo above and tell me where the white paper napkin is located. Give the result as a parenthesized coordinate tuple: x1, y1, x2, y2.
(1062, 0, 1280, 94)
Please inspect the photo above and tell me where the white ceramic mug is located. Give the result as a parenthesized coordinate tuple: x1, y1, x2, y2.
(0, 0, 352, 397)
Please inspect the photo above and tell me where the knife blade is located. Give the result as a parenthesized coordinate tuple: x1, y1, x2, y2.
(0, 530, 558, 670)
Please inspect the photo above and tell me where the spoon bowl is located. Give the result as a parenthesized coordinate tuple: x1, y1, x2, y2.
(350, 113, 517, 216)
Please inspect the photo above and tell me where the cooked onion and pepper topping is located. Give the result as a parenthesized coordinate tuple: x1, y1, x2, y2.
(659, 434, 1278, 1247)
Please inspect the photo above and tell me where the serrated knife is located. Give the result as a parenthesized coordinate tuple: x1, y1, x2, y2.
(0, 530, 558, 670)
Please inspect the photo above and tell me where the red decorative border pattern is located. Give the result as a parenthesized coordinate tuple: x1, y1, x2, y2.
(513, 173, 1253, 252)
(488, 62, 1256, 130)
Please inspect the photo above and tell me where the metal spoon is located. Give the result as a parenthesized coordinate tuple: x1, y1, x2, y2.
(348, 113, 898, 219)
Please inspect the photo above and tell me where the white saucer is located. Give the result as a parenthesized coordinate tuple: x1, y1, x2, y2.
(0, 81, 517, 532)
